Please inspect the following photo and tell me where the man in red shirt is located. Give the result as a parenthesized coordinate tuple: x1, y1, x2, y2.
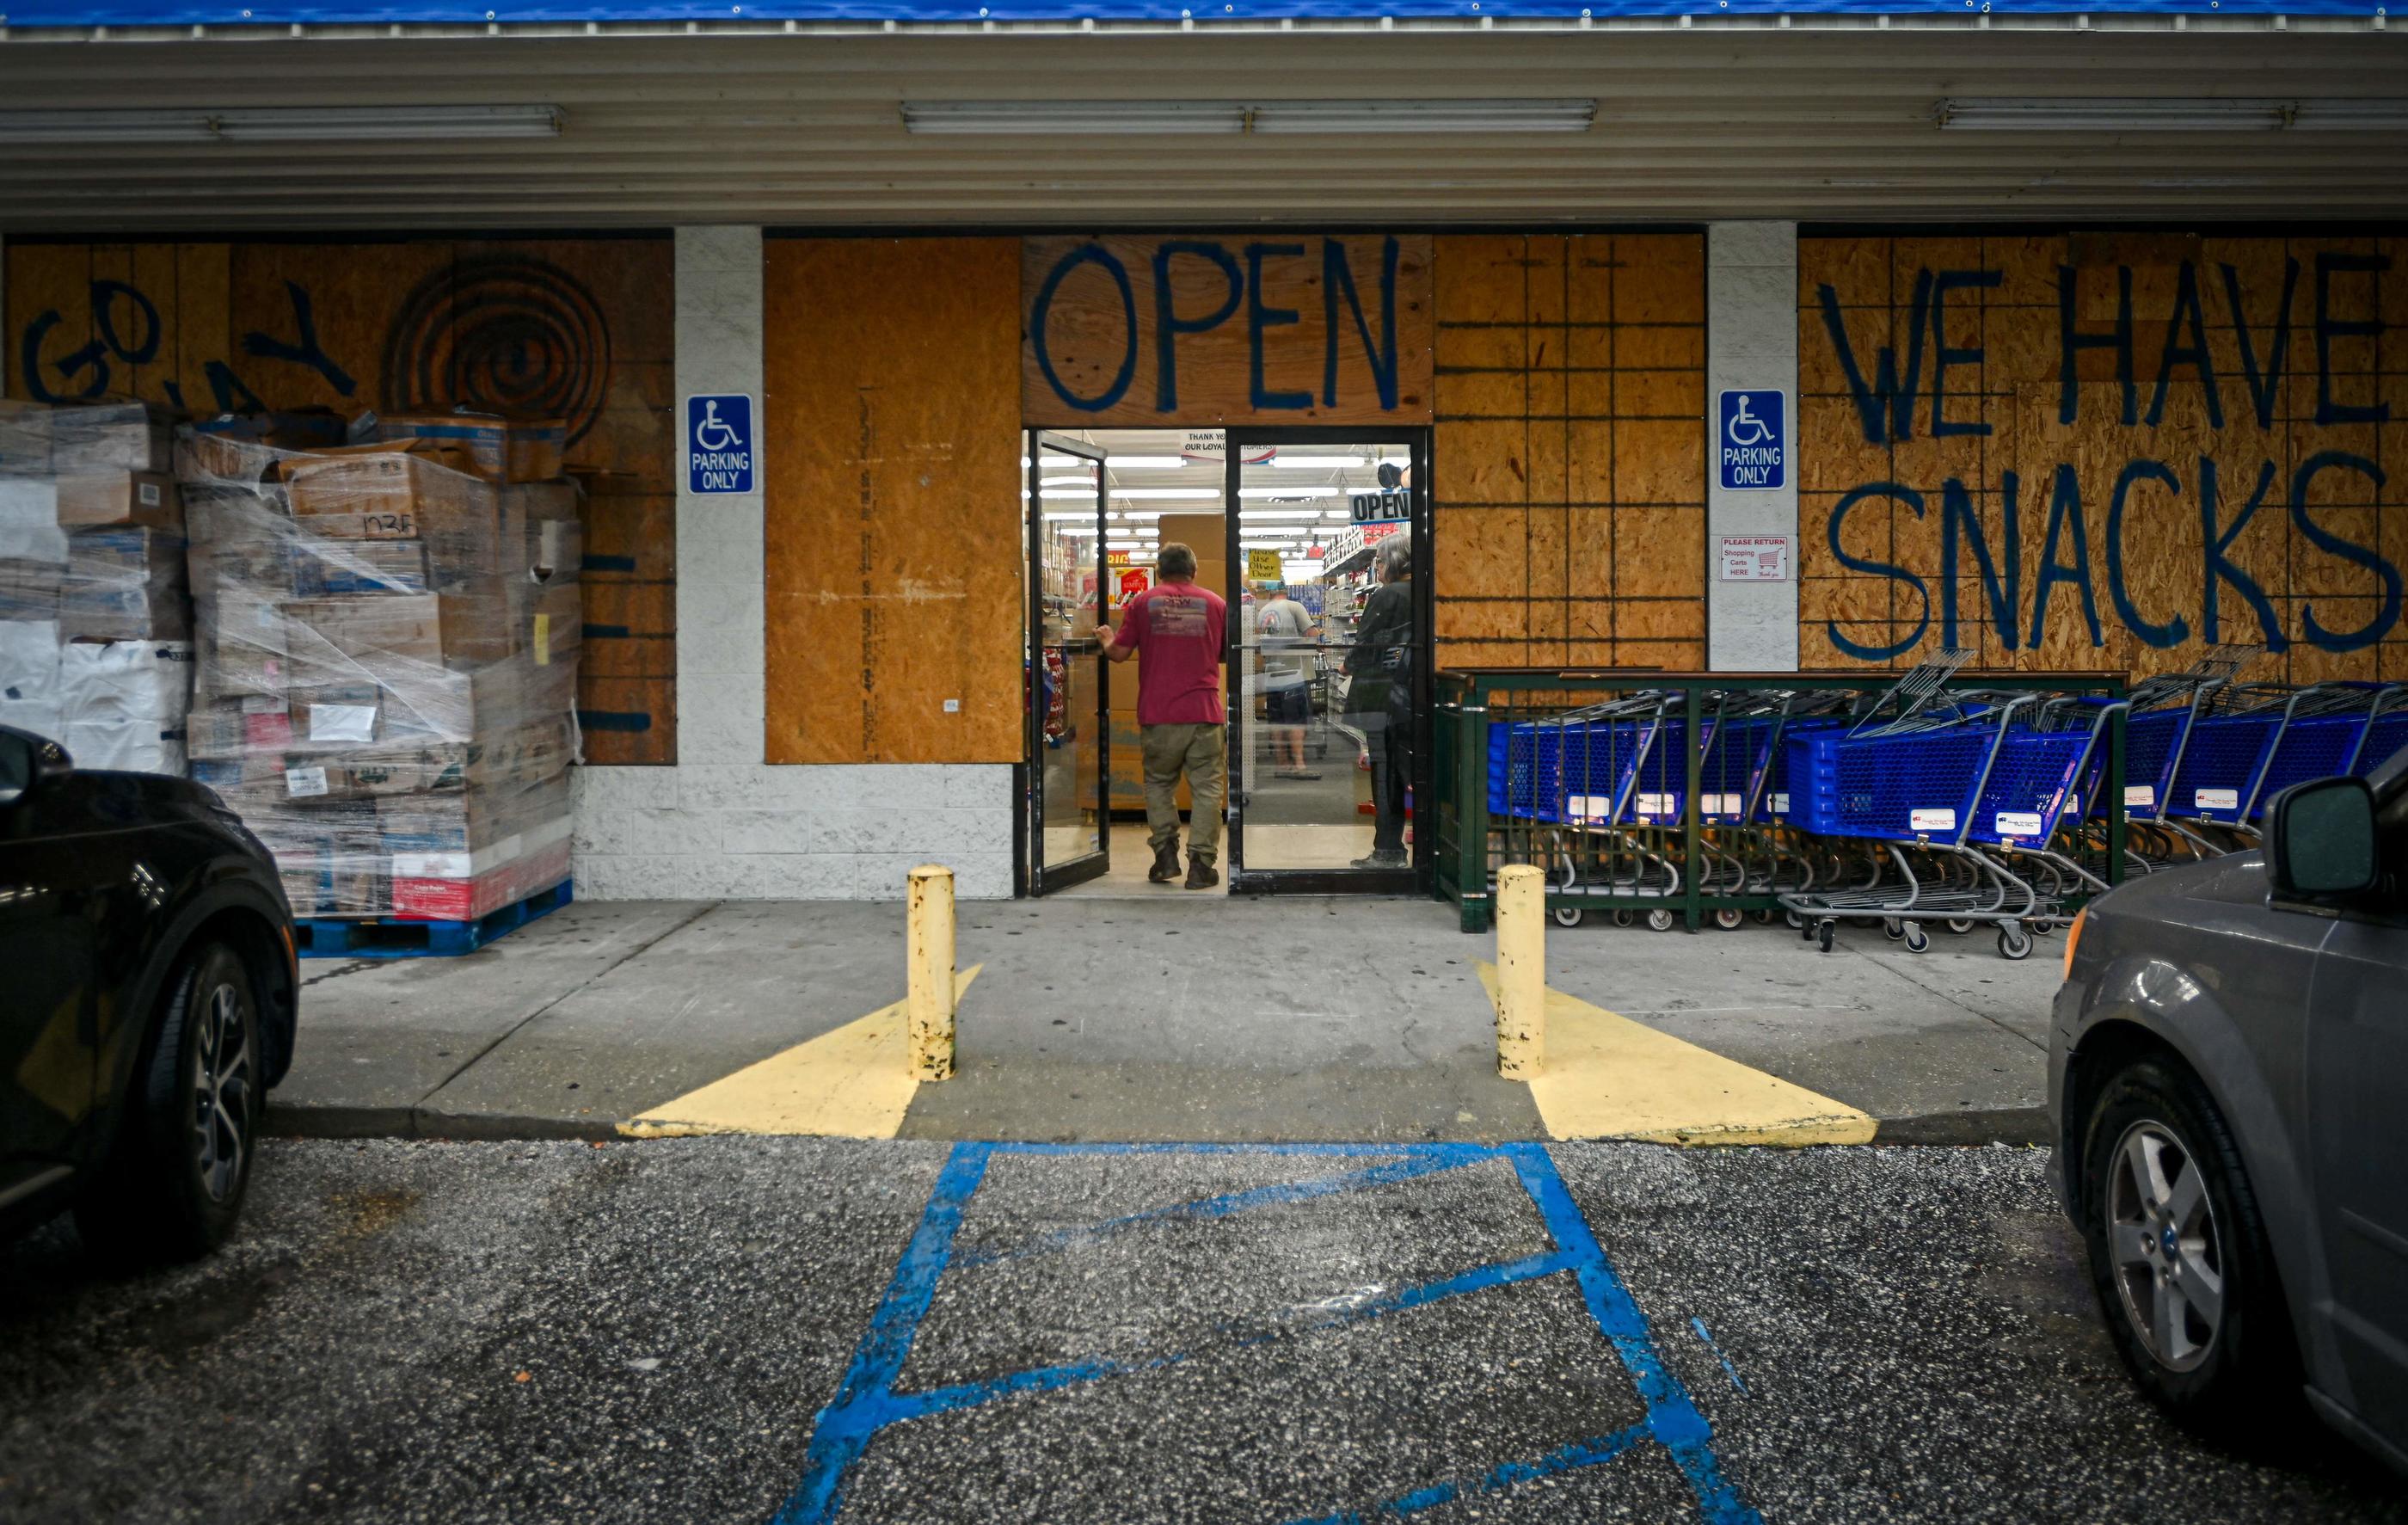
(1096, 542, 1227, 889)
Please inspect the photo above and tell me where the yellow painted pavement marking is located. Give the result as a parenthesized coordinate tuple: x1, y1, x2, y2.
(1476, 962, 1876, 1147)
(618, 966, 981, 1141)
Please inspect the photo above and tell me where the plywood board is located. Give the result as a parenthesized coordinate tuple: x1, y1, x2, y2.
(1430, 233, 1706, 673)
(765, 237, 1022, 766)
(1023, 234, 1434, 427)
(1795, 231, 2405, 686)
(6, 237, 679, 763)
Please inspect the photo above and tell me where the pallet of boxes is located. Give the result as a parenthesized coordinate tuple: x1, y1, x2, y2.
(0, 401, 194, 772)
(181, 412, 584, 951)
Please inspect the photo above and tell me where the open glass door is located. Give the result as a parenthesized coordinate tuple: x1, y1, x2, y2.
(1025, 431, 1112, 894)
(1224, 429, 1429, 895)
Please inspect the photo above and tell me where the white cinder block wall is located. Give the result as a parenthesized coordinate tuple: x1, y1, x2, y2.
(571, 226, 1015, 901)
(1705, 222, 1801, 672)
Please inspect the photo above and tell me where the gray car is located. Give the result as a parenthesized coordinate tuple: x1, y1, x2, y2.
(2051, 750, 2408, 1467)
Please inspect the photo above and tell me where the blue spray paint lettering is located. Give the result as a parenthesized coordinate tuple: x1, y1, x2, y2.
(1244, 241, 1312, 411)
(1824, 483, 1929, 661)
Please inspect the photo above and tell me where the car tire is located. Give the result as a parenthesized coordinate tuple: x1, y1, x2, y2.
(74, 942, 262, 1264)
(2078, 1055, 2299, 1439)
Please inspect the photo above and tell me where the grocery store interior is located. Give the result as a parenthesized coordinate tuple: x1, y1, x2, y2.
(1023, 429, 1428, 899)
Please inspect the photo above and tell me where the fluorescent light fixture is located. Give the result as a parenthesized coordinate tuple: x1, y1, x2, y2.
(1268, 456, 1366, 470)
(0, 104, 562, 143)
(1238, 487, 1336, 501)
(901, 99, 1591, 137)
(1250, 99, 1594, 134)
(1040, 476, 1096, 488)
(1937, 97, 2408, 132)
(2294, 100, 2408, 131)
(1101, 456, 1189, 470)
(904, 101, 1247, 135)
(1113, 488, 1219, 501)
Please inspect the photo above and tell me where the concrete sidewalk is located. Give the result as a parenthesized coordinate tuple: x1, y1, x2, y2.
(273, 895, 2061, 1145)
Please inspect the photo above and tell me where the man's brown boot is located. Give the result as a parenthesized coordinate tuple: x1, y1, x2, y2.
(1148, 839, 1182, 882)
(1185, 855, 1219, 889)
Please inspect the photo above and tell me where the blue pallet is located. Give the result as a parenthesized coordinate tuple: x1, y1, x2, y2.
(295, 879, 574, 959)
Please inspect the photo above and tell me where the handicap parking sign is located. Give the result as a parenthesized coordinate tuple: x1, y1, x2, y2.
(1717, 390, 1784, 492)
(686, 393, 755, 495)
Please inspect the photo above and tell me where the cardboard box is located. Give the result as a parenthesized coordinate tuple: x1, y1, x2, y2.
(0, 561, 62, 621)
(59, 581, 190, 642)
(55, 472, 181, 530)
(281, 587, 515, 681)
(374, 413, 566, 485)
(199, 596, 292, 698)
(175, 409, 350, 482)
(389, 813, 572, 920)
(188, 541, 292, 602)
(0, 401, 51, 477)
(59, 528, 191, 640)
(527, 579, 581, 672)
(51, 402, 175, 476)
(289, 539, 431, 598)
(501, 481, 583, 580)
(287, 686, 384, 747)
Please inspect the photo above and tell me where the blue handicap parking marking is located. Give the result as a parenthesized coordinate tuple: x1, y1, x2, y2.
(777, 1141, 1760, 1525)
(685, 392, 756, 494)
(1717, 389, 1786, 492)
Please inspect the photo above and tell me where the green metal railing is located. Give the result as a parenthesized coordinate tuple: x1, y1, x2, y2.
(1433, 668, 2129, 934)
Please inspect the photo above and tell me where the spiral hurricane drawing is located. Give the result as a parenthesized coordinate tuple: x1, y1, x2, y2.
(379, 255, 612, 446)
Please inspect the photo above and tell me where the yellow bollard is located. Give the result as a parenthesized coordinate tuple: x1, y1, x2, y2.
(1494, 864, 1545, 1079)
(906, 864, 957, 1081)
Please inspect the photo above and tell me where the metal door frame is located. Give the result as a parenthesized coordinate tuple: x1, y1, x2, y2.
(1221, 426, 1434, 897)
(1022, 429, 1112, 895)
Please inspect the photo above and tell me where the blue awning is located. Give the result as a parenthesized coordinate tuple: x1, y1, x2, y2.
(6, 0, 2382, 24)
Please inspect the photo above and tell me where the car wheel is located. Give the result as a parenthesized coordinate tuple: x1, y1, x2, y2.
(2079, 1057, 2297, 1437)
(75, 942, 261, 1264)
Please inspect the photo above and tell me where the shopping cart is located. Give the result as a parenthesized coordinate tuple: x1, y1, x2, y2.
(2351, 685, 2408, 778)
(1487, 692, 1688, 928)
(1778, 648, 2110, 959)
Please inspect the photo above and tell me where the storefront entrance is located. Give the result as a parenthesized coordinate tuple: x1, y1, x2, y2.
(1017, 427, 1432, 899)
(1223, 428, 1429, 896)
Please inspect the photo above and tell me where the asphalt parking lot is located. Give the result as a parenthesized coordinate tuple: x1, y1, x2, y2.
(2, 1137, 2398, 1524)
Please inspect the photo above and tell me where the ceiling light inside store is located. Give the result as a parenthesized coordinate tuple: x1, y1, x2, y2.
(1932, 97, 2407, 131)
(1114, 489, 1220, 501)
(1101, 457, 1190, 470)
(0, 104, 563, 143)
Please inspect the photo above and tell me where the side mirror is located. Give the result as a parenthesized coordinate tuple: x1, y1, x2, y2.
(2266, 774, 2379, 900)
(0, 726, 73, 807)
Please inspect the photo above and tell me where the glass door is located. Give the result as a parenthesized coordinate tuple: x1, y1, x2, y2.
(1223, 429, 1429, 895)
(1025, 431, 1111, 894)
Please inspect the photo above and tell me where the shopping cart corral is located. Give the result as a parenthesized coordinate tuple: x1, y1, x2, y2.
(1433, 661, 2135, 950)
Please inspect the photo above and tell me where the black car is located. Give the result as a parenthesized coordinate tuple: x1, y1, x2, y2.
(0, 724, 297, 1260)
